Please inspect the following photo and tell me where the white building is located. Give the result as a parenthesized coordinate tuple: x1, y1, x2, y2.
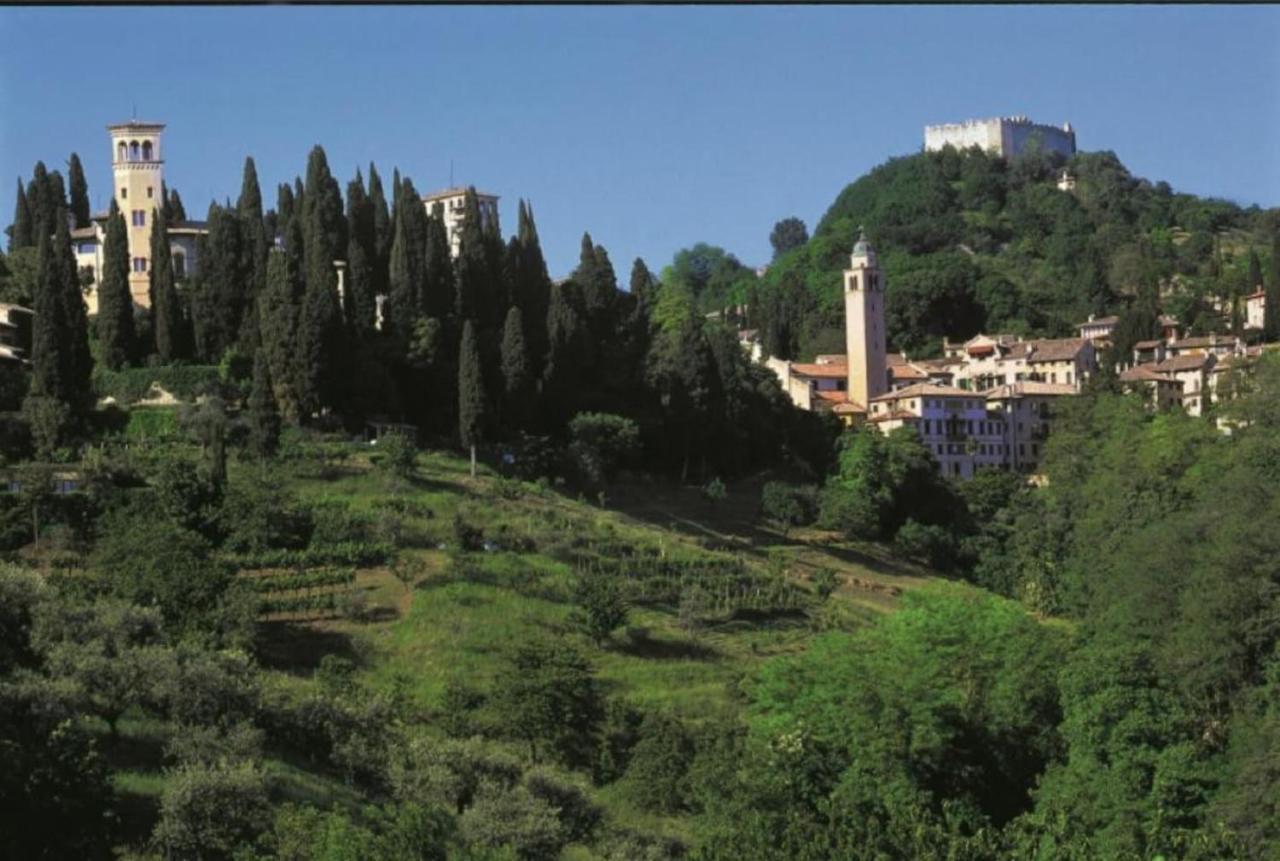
(71, 121, 206, 314)
(924, 116, 1076, 160)
(421, 187, 499, 259)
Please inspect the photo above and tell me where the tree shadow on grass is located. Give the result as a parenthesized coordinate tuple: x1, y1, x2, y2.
(254, 622, 362, 675)
(611, 634, 719, 662)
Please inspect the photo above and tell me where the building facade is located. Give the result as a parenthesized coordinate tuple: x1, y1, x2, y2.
(844, 228, 887, 413)
(420, 187, 499, 258)
(71, 121, 206, 314)
(924, 116, 1076, 160)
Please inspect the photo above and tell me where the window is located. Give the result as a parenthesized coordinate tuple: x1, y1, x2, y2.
(142, 140, 153, 161)
(117, 142, 127, 162)
(132, 210, 145, 227)
(120, 187, 127, 200)
(172, 252, 186, 278)
(132, 257, 147, 273)
(77, 243, 95, 254)
(129, 141, 140, 160)
(147, 186, 154, 198)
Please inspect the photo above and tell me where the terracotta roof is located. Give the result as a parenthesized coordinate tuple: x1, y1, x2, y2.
(984, 381, 1078, 399)
(871, 383, 973, 403)
(1154, 354, 1213, 373)
(885, 352, 907, 366)
(812, 390, 850, 403)
(1078, 315, 1120, 327)
(1119, 364, 1173, 383)
(1023, 338, 1088, 362)
(814, 354, 847, 365)
(791, 363, 848, 380)
(1245, 289, 1266, 301)
(71, 227, 98, 241)
(1134, 339, 1163, 350)
(1169, 335, 1237, 350)
(832, 401, 867, 415)
(868, 409, 919, 423)
(890, 364, 929, 381)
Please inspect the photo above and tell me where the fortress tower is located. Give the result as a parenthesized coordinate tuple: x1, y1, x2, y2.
(109, 121, 166, 305)
(844, 227, 887, 409)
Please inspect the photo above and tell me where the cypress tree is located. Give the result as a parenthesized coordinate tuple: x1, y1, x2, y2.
(1247, 250, 1263, 291)
(191, 202, 246, 361)
(369, 163, 392, 300)
(629, 258, 656, 316)
(258, 234, 304, 423)
(455, 187, 491, 323)
(345, 172, 377, 337)
(423, 202, 453, 320)
(575, 232, 618, 341)
(512, 201, 551, 368)
(167, 188, 187, 222)
(67, 153, 90, 229)
(500, 305, 532, 433)
(97, 202, 135, 370)
(237, 158, 268, 290)
(248, 348, 281, 459)
(161, 181, 172, 221)
(297, 147, 347, 418)
(24, 229, 72, 454)
(10, 179, 33, 250)
(541, 281, 587, 431)
(27, 162, 52, 237)
(458, 319, 487, 476)
(276, 183, 296, 237)
(1266, 226, 1280, 342)
(386, 198, 420, 342)
(150, 206, 185, 362)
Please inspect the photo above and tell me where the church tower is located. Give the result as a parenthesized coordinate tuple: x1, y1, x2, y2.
(844, 227, 887, 409)
(108, 121, 166, 305)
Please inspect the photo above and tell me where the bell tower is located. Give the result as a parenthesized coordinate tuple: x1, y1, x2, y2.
(108, 121, 165, 305)
(844, 226, 887, 409)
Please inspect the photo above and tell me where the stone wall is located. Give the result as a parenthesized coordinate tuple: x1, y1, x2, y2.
(924, 116, 1076, 160)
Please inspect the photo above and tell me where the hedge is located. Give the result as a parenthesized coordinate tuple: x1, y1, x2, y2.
(226, 541, 394, 570)
(93, 365, 223, 405)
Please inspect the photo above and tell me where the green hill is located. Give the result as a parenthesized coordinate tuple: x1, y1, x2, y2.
(751, 145, 1276, 359)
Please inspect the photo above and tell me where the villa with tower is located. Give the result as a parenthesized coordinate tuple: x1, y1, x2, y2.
(72, 121, 207, 315)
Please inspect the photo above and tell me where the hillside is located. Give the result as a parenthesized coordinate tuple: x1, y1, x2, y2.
(7, 437, 952, 859)
(750, 145, 1277, 360)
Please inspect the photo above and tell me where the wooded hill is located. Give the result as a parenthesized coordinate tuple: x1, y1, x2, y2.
(746, 145, 1280, 360)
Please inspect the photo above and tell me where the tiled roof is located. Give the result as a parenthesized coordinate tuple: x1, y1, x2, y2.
(984, 381, 1078, 399)
(1023, 338, 1088, 362)
(814, 353, 847, 365)
(832, 401, 867, 415)
(1134, 339, 1163, 350)
(1119, 364, 1173, 383)
(812, 390, 850, 403)
(890, 364, 929, 381)
(870, 383, 973, 403)
(71, 227, 98, 241)
(1079, 315, 1120, 327)
(1154, 354, 1213, 373)
(868, 409, 919, 423)
(1169, 335, 1237, 350)
(791, 363, 848, 380)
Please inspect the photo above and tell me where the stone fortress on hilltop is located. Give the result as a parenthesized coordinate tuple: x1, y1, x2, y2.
(924, 115, 1076, 160)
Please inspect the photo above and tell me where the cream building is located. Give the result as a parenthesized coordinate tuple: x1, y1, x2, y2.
(924, 116, 1076, 160)
(71, 121, 206, 314)
(420, 187, 499, 258)
(844, 228, 887, 413)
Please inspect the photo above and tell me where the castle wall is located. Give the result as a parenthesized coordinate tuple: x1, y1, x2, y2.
(925, 116, 1076, 159)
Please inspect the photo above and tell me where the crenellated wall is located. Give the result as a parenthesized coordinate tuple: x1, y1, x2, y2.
(924, 116, 1076, 160)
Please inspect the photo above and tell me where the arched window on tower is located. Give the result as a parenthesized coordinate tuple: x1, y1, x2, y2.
(117, 142, 127, 163)
(172, 251, 186, 280)
(142, 141, 153, 161)
(129, 141, 140, 161)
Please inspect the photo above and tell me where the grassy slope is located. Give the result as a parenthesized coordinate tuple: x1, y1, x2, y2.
(105, 444, 951, 856)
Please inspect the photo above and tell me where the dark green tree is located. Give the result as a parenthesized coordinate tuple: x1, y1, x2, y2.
(493, 639, 604, 767)
(297, 146, 348, 418)
(454, 187, 494, 325)
(96, 201, 135, 370)
(167, 187, 187, 222)
(422, 203, 454, 321)
(237, 157, 269, 349)
(369, 163, 392, 299)
(769, 217, 809, 259)
(191, 201, 246, 360)
(499, 305, 532, 433)
(512, 200, 551, 367)
(9, 178, 33, 250)
(1266, 223, 1280, 342)
(67, 153, 90, 229)
(150, 206, 184, 362)
(628, 257, 656, 318)
(344, 171, 378, 336)
(247, 348, 280, 459)
(458, 319, 487, 476)
(257, 235, 304, 423)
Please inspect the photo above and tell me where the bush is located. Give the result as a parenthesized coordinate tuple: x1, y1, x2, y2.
(522, 768, 602, 843)
(622, 712, 696, 814)
(123, 407, 179, 442)
(893, 519, 957, 571)
(376, 431, 417, 480)
(152, 760, 270, 860)
(568, 413, 640, 487)
(760, 481, 818, 534)
(219, 480, 313, 554)
(570, 574, 628, 646)
(459, 781, 567, 861)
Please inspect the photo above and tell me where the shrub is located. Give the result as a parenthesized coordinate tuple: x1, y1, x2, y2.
(622, 712, 696, 814)
(522, 768, 602, 843)
(219, 480, 313, 554)
(570, 574, 628, 646)
(893, 519, 957, 571)
(376, 431, 417, 480)
(153, 760, 270, 861)
(701, 477, 727, 505)
(568, 413, 640, 486)
(459, 781, 567, 861)
(452, 512, 485, 552)
(760, 481, 818, 535)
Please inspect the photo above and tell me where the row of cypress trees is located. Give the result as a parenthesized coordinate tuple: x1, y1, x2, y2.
(8, 146, 833, 478)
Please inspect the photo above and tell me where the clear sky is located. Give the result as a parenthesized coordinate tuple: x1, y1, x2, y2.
(2, 6, 1278, 279)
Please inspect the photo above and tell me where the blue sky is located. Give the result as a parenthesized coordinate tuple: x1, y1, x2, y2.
(2, 6, 1278, 278)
